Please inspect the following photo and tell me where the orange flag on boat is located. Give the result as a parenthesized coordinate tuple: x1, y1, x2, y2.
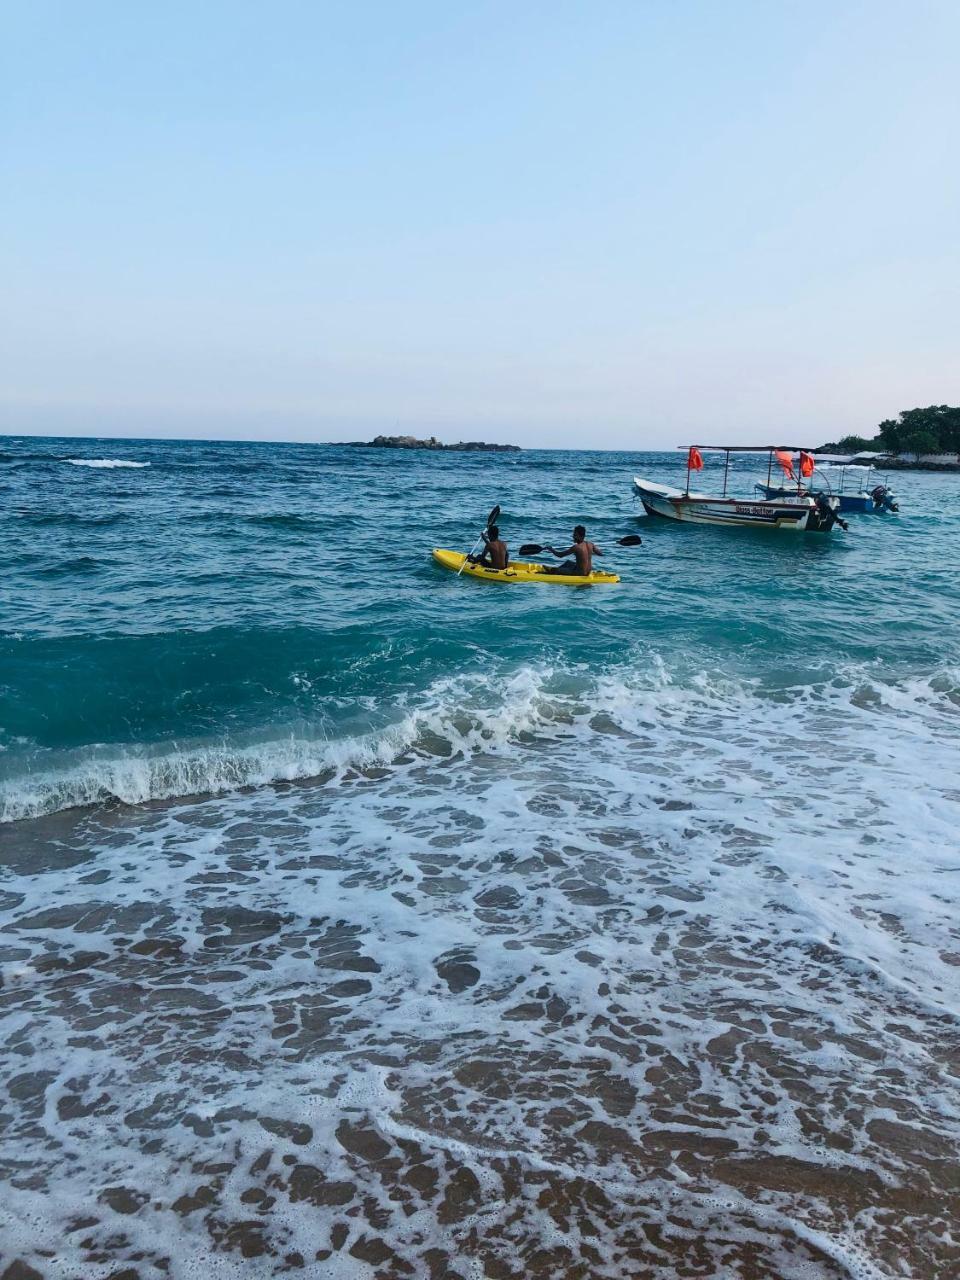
(775, 449, 795, 479)
(687, 446, 704, 471)
(799, 450, 815, 477)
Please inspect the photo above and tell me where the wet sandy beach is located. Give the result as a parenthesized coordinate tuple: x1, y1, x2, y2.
(3, 678, 959, 1278)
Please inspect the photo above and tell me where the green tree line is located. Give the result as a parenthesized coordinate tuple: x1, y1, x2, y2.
(827, 405, 960, 456)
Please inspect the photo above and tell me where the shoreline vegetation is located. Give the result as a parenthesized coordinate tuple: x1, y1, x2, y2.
(345, 434, 521, 452)
(818, 404, 960, 470)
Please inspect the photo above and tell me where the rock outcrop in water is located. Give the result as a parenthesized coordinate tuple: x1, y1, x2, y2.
(347, 435, 520, 452)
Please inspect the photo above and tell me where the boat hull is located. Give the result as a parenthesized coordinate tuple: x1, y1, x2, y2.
(634, 478, 821, 531)
(432, 549, 619, 585)
(754, 484, 897, 514)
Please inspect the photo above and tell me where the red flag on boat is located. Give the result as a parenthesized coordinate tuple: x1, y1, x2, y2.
(687, 446, 703, 471)
(799, 451, 815, 477)
(775, 449, 795, 479)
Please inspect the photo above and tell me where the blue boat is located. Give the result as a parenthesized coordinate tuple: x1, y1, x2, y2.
(755, 456, 899, 514)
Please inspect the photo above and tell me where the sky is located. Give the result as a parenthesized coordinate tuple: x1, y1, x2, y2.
(2, 0, 958, 448)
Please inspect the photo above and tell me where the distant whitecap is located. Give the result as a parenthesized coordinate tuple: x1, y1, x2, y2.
(65, 458, 150, 468)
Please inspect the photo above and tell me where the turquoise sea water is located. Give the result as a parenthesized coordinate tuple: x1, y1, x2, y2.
(2, 437, 956, 815)
(1, 436, 959, 1278)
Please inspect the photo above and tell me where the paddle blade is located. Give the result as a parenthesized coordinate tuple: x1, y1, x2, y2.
(518, 543, 544, 556)
(615, 535, 643, 546)
(486, 504, 501, 528)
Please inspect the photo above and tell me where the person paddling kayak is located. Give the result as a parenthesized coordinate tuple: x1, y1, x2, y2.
(543, 525, 602, 576)
(468, 524, 509, 570)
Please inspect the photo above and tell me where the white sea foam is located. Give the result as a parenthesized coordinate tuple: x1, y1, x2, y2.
(64, 457, 150, 468)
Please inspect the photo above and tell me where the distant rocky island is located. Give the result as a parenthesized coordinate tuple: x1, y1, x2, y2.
(346, 434, 520, 453)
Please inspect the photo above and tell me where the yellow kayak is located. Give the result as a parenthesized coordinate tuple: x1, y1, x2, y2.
(432, 548, 619, 585)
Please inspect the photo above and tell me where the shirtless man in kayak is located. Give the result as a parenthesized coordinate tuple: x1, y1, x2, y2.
(469, 524, 509, 570)
(543, 525, 602, 576)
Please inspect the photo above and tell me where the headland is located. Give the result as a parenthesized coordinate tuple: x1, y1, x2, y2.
(345, 434, 521, 452)
(817, 403, 960, 470)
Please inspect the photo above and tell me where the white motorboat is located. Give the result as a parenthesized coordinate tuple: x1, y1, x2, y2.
(633, 446, 846, 532)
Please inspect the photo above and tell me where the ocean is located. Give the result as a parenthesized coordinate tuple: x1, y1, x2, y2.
(1, 435, 958, 1278)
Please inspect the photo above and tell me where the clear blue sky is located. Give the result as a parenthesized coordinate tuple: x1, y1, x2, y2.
(2, 0, 958, 447)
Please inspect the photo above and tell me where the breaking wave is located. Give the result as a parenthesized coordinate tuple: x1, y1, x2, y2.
(3, 659, 958, 825)
(0, 667, 562, 822)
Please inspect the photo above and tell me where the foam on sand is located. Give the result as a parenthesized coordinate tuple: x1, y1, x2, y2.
(1, 652, 958, 1275)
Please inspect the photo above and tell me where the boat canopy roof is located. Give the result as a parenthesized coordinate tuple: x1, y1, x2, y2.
(677, 445, 821, 453)
(814, 452, 890, 464)
(677, 446, 892, 460)
(817, 462, 873, 473)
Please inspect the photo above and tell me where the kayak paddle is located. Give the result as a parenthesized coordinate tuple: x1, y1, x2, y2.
(517, 534, 643, 556)
(458, 504, 501, 576)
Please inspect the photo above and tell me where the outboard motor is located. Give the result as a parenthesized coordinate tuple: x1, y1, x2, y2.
(871, 483, 899, 513)
(812, 494, 848, 532)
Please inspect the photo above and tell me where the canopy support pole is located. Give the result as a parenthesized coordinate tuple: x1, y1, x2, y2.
(722, 449, 730, 497)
